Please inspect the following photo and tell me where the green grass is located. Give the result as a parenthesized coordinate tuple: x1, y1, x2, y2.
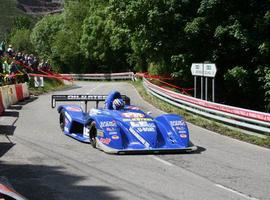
(132, 80, 270, 148)
(0, 0, 27, 39)
(29, 78, 70, 95)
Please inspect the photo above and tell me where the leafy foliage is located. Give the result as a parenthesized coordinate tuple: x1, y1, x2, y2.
(9, 29, 33, 52)
(5, 0, 270, 111)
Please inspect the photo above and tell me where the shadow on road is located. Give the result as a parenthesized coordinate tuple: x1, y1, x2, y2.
(0, 111, 19, 136)
(16, 96, 38, 106)
(0, 162, 120, 200)
(0, 142, 15, 157)
(8, 105, 23, 110)
(190, 145, 206, 154)
(0, 125, 16, 136)
(2, 110, 19, 118)
(112, 145, 206, 156)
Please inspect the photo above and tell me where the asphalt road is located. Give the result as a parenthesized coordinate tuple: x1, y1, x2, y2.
(0, 81, 269, 200)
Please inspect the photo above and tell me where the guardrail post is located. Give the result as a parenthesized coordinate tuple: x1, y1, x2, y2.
(205, 77, 208, 101)
(194, 76, 197, 98)
(201, 76, 203, 100)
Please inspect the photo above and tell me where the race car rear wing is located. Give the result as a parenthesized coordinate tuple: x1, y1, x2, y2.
(51, 94, 130, 111)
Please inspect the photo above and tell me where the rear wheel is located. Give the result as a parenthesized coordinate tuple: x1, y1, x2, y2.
(88, 121, 97, 148)
(59, 110, 65, 132)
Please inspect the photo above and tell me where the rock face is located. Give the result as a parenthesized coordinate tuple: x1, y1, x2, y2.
(17, 0, 63, 15)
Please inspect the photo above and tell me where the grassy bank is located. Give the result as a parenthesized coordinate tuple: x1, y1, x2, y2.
(29, 77, 69, 95)
(132, 80, 270, 148)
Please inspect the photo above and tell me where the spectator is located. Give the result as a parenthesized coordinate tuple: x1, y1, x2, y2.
(22, 68, 29, 83)
(10, 61, 19, 84)
(2, 60, 10, 74)
(32, 56, 39, 72)
(38, 59, 44, 71)
(10, 61, 18, 74)
(23, 54, 28, 65)
(0, 41, 5, 57)
(44, 60, 52, 72)
(15, 52, 23, 61)
(7, 44, 14, 57)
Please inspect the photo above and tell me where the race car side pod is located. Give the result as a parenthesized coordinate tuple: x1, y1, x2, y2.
(51, 94, 131, 112)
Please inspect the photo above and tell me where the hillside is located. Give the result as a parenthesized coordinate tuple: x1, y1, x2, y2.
(17, 0, 63, 15)
(0, 0, 26, 39)
(0, 0, 63, 40)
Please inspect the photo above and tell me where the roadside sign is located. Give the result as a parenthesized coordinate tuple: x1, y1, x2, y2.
(191, 62, 217, 102)
(203, 63, 217, 77)
(191, 63, 204, 76)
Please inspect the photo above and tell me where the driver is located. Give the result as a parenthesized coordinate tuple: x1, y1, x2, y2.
(105, 90, 125, 110)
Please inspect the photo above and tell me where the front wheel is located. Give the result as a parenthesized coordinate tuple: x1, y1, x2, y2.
(88, 121, 97, 148)
(59, 110, 65, 132)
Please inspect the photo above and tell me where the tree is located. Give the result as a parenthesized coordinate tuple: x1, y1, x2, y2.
(30, 14, 64, 58)
(9, 29, 33, 52)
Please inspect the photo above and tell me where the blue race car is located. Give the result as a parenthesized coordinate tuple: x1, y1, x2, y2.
(51, 91, 197, 154)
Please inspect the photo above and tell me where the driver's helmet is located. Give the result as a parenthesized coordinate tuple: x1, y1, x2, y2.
(112, 98, 125, 110)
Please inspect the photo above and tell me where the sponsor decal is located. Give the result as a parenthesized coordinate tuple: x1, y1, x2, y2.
(90, 108, 101, 115)
(67, 95, 107, 101)
(83, 127, 89, 137)
(180, 133, 187, 138)
(137, 127, 155, 132)
(100, 138, 111, 145)
(130, 121, 155, 128)
(106, 127, 116, 132)
(175, 126, 185, 131)
(109, 132, 118, 135)
(123, 118, 152, 122)
(127, 106, 139, 110)
(66, 106, 81, 112)
(111, 135, 119, 140)
(129, 128, 150, 148)
(170, 120, 186, 126)
(121, 112, 145, 118)
(178, 130, 187, 134)
(97, 130, 104, 137)
(100, 121, 116, 128)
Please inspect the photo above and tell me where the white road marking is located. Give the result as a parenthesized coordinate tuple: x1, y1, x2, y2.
(150, 155, 174, 166)
(215, 184, 260, 200)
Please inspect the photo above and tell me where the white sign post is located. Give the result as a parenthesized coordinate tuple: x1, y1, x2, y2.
(191, 63, 217, 101)
(191, 63, 204, 99)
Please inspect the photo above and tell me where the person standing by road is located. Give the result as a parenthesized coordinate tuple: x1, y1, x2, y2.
(2, 59, 10, 74)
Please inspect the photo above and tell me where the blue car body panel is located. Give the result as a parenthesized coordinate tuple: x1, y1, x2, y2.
(57, 103, 197, 154)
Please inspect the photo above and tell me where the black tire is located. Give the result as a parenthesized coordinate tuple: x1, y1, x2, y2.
(59, 110, 65, 132)
(88, 121, 97, 148)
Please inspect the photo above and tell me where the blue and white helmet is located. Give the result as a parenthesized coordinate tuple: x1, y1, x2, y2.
(112, 98, 125, 110)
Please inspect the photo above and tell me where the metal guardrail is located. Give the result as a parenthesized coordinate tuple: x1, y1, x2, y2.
(143, 77, 270, 134)
(61, 72, 135, 81)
